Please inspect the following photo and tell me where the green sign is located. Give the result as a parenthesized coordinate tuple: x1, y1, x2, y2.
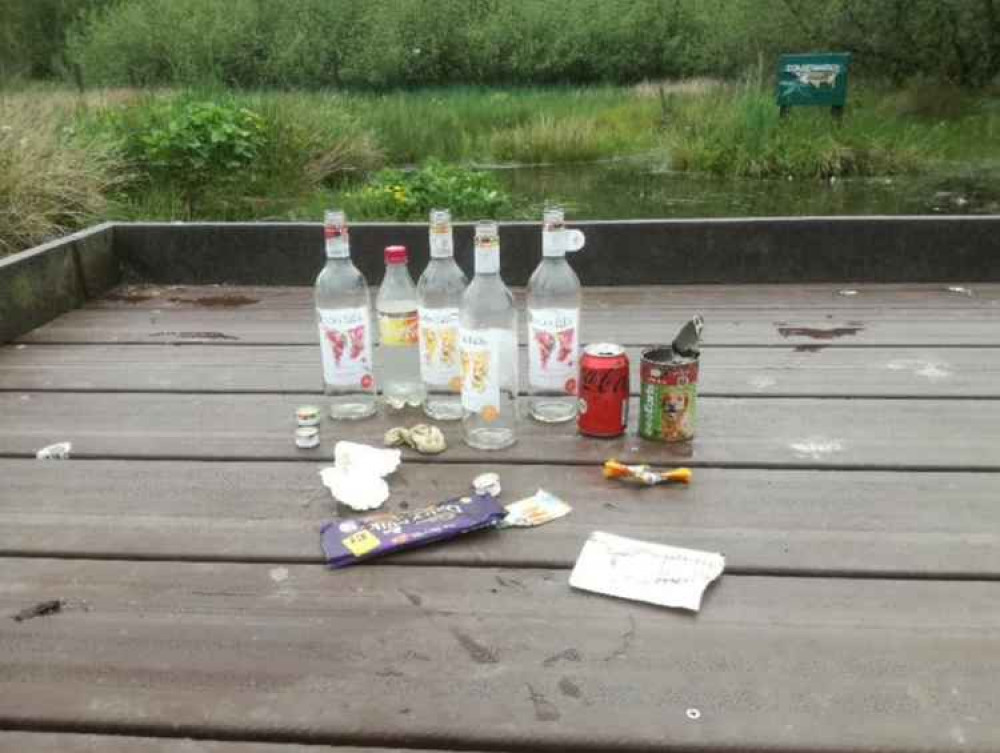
(776, 53, 851, 110)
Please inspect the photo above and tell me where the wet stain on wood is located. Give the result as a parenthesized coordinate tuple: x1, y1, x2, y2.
(149, 331, 240, 341)
(399, 589, 423, 607)
(559, 677, 582, 699)
(527, 684, 561, 722)
(778, 326, 863, 340)
(450, 628, 498, 664)
(167, 294, 259, 308)
(543, 648, 582, 667)
(793, 344, 828, 353)
(12, 599, 63, 622)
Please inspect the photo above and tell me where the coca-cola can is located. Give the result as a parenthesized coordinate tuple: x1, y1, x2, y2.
(578, 343, 630, 437)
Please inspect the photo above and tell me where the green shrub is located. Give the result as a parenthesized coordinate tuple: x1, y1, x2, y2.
(87, 92, 383, 219)
(342, 161, 510, 221)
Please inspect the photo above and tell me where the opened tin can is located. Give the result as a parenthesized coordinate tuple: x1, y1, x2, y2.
(638, 348, 698, 442)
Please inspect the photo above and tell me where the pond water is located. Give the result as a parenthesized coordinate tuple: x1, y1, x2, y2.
(491, 160, 1000, 219)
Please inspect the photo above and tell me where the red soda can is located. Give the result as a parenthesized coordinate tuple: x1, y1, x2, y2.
(578, 343, 630, 437)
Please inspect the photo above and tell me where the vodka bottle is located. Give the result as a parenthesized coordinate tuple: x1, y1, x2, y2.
(459, 221, 517, 450)
(417, 209, 468, 421)
(315, 210, 376, 419)
(526, 206, 584, 423)
(376, 245, 425, 410)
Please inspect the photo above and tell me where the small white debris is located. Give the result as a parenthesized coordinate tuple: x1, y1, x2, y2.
(319, 441, 401, 511)
(36, 442, 72, 460)
(748, 375, 777, 391)
(472, 472, 502, 497)
(837, 289, 859, 297)
(15, 344, 27, 350)
(946, 286, 974, 296)
(269, 567, 289, 583)
(686, 708, 702, 720)
(790, 439, 844, 461)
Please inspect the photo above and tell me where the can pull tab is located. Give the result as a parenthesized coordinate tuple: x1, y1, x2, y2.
(671, 315, 704, 358)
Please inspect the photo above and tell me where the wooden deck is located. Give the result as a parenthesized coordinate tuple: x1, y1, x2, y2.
(2, 283, 999, 753)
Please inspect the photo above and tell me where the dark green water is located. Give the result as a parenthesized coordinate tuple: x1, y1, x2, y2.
(492, 161, 1000, 219)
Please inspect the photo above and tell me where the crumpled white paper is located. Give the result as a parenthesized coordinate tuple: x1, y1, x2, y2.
(36, 442, 72, 460)
(570, 531, 725, 612)
(319, 441, 401, 511)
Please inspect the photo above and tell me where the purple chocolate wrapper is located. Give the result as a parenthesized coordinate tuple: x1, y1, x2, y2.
(320, 492, 507, 568)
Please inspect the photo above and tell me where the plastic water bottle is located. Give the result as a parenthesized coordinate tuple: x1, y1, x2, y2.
(315, 209, 376, 419)
(417, 209, 468, 421)
(526, 206, 584, 423)
(460, 221, 518, 450)
(376, 245, 425, 410)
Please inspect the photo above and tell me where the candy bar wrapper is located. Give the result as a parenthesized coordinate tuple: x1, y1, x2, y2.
(321, 493, 507, 568)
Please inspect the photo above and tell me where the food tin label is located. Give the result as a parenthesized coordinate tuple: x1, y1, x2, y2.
(528, 308, 579, 393)
(379, 310, 419, 347)
(459, 328, 501, 418)
(419, 307, 461, 388)
(639, 358, 698, 442)
(318, 307, 374, 388)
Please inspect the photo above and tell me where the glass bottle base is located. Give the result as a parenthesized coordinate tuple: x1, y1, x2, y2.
(328, 400, 377, 420)
(464, 426, 517, 451)
(529, 398, 577, 423)
(424, 399, 464, 421)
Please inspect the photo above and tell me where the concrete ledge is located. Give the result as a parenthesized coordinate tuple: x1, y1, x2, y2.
(115, 216, 1000, 286)
(0, 224, 117, 344)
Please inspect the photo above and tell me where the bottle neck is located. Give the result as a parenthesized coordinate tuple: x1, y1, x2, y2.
(430, 230, 454, 259)
(474, 246, 500, 275)
(542, 230, 566, 258)
(325, 236, 350, 260)
(384, 262, 410, 281)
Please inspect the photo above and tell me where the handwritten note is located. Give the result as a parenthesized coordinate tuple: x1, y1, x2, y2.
(570, 532, 725, 611)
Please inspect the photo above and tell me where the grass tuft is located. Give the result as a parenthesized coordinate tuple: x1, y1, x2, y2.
(0, 93, 121, 256)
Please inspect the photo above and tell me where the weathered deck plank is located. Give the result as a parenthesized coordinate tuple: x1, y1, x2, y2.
(19, 285, 1000, 346)
(2, 560, 997, 752)
(0, 732, 456, 753)
(2, 460, 998, 577)
(86, 283, 1000, 310)
(1, 392, 997, 469)
(2, 343, 996, 397)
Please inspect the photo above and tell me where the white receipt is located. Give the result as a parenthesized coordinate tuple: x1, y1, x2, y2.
(569, 531, 725, 612)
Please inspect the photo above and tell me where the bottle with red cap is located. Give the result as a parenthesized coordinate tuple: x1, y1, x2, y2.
(376, 244, 425, 410)
(315, 209, 376, 419)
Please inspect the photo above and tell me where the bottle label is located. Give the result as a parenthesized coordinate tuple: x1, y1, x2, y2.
(318, 307, 374, 389)
(430, 229, 453, 258)
(379, 310, 419, 347)
(419, 307, 461, 388)
(529, 308, 579, 393)
(459, 328, 501, 419)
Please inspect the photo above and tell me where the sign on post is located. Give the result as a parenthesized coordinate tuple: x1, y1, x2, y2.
(776, 53, 851, 119)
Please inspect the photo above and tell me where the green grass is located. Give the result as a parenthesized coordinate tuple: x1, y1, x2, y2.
(2, 81, 999, 255)
(662, 79, 1000, 179)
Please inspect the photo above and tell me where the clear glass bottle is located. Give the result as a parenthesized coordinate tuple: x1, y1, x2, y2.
(459, 221, 517, 450)
(526, 206, 584, 423)
(315, 209, 376, 419)
(376, 244, 425, 410)
(417, 209, 468, 421)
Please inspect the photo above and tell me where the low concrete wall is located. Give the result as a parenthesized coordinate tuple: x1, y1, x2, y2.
(115, 216, 1000, 286)
(0, 224, 117, 344)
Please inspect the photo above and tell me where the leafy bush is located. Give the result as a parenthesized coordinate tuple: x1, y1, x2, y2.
(342, 161, 510, 221)
(66, 0, 703, 90)
(113, 99, 265, 213)
(89, 93, 383, 218)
